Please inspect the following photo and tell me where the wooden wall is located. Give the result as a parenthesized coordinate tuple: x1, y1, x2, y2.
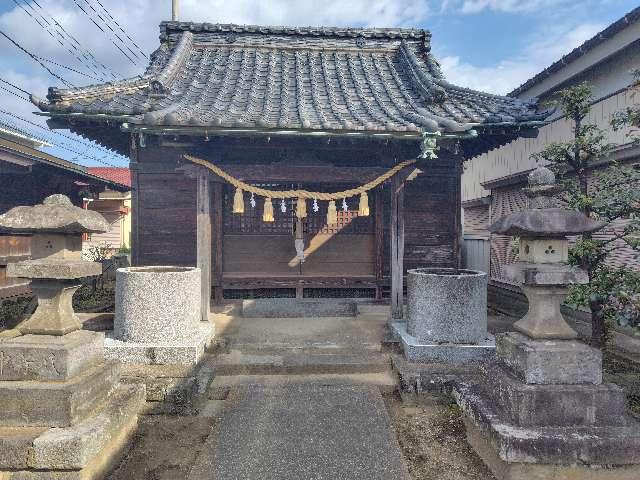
(133, 139, 461, 293)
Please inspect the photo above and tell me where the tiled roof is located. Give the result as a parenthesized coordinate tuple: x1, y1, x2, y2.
(86, 167, 131, 187)
(34, 22, 548, 136)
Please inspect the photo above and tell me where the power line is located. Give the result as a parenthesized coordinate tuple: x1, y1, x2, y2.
(0, 85, 30, 102)
(37, 55, 102, 81)
(82, 0, 145, 62)
(0, 28, 73, 87)
(72, 0, 139, 66)
(0, 77, 31, 96)
(11, 0, 105, 81)
(0, 113, 120, 167)
(13, 0, 117, 81)
(93, 0, 147, 58)
(0, 107, 124, 159)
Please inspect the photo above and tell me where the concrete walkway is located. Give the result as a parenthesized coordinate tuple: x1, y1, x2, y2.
(189, 383, 410, 480)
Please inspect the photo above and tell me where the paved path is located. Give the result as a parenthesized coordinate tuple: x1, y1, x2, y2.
(189, 383, 410, 480)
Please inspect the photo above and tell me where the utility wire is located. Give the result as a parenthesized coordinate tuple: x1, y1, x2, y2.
(0, 88, 127, 166)
(11, 0, 106, 81)
(72, 0, 139, 66)
(37, 56, 102, 81)
(93, 0, 147, 58)
(0, 77, 31, 96)
(0, 107, 124, 159)
(0, 28, 74, 87)
(0, 85, 30, 102)
(13, 0, 117, 81)
(82, 0, 145, 62)
(0, 113, 120, 167)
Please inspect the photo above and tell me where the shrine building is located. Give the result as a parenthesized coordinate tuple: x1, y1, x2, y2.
(32, 21, 549, 317)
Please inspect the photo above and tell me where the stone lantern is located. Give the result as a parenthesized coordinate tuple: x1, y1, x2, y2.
(489, 165, 605, 339)
(0, 194, 109, 335)
(453, 166, 640, 480)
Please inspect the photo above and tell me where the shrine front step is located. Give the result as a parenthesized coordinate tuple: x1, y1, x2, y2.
(241, 298, 358, 318)
(206, 371, 399, 399)
(211, 350, 391, 376)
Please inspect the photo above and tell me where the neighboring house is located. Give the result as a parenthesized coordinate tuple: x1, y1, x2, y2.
(0, 124, 129, 299)
(461, 7, 640, 299)
(84, 167, 132, 256)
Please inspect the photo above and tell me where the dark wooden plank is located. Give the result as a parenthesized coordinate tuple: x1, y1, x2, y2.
(196, 169, 212, 321)
(212, 182, 223, 305)
(390, 174, 405, 320)
(129, 134, 141, 266)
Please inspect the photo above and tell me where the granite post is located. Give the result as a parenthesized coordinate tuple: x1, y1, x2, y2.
(454, 167, 640, 480)
(0, 195, 145, 479)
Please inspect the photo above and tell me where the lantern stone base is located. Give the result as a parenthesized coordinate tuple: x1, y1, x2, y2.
(0, 331, 145, 479)
(454, 331, 640, 478)
(392, 322, 495, 364)
(103, 322, 215, 366)
(461, 412, 640, 480)
(454, 382, 640, 479)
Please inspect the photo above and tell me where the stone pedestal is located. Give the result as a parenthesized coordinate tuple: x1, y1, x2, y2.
(8, 260, 102, 336)
(105, 266, 214, 366)
(0, 331, 145, 479)
(393, 268, 494, 363)
(454, 332, 640, 480)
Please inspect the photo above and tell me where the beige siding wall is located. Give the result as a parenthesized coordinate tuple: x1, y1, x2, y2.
(462, 89, 638, 203)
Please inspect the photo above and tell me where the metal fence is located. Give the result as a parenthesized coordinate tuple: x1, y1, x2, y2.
(462, 235, 490, 273)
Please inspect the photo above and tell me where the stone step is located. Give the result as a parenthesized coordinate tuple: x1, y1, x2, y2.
(207, 371, 399, 399)
(0, 361, 121, 428)
(0, 383, 145, 473)
(241, 298, 358, 318)
(210, 350, 391, 376)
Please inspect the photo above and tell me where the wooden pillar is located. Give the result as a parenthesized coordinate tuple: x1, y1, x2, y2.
(390, 174, 405, 319)
(196, 169, 212, 320)
(374, 188, 384, 300)
(453, 157, 463, 269)
(128, 134, 140, 266)
(212, 182, 224, 305)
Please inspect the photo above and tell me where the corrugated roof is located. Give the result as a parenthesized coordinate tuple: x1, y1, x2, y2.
(87, 167, 131, 187)
(34, 21, 547, 136)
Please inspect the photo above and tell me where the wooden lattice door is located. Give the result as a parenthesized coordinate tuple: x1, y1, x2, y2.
(222, 184, 375, 279)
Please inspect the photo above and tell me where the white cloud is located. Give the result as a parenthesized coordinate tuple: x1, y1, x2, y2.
(439, 22, 604, 94)
(458, 0, 564, 14)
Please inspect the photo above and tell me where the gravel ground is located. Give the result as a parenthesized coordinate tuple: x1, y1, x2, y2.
(385, 394, 495, 480)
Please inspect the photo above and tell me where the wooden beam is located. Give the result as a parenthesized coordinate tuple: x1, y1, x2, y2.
(129, 134, 140, 266)
(390, 174, 405, 320)
(196, 168, 212, 320)
(374, 187, 384, 300)
(212, 182, 223, 305)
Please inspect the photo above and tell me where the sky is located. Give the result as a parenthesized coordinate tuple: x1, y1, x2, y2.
(0, 0, 638, 167)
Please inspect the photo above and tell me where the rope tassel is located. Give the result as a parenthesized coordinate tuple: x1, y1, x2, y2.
(358, 192, 370, 216)
(296, 197, 307, 219)
(233, 187, 244, 214)
(263, 197, 274, 222)
(327, 200, 337, 225)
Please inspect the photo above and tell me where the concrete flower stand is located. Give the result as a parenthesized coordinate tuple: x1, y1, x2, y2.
(104, 266, 214, 366)
(392, 268, 494, 363)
